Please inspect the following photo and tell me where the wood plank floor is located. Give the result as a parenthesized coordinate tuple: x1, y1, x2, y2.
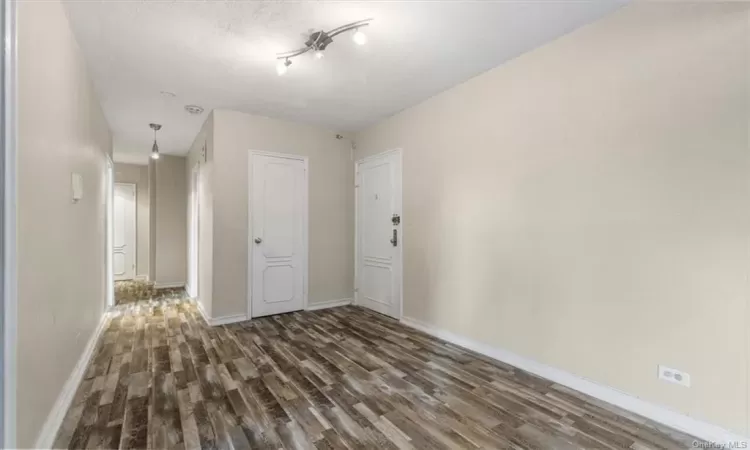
(54, 298, 698, 449)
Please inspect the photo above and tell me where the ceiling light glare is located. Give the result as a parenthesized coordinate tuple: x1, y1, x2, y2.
(353, 29, 367, 45)
(277, 59, 291, 75)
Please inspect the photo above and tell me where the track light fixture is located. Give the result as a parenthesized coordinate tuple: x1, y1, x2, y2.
(149, 123, 161, 160)
(276, 18, 372, 75)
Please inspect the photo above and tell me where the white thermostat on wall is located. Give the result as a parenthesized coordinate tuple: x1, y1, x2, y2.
(71, 172, 83, 203)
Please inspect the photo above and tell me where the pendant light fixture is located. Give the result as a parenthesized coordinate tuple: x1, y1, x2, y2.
(150, 123, 161, 160)
(275, 18, 372, 75)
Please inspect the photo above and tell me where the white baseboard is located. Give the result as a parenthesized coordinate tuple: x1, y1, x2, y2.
(210, 313, 248, 326)
(153, 281, 185, 289)
(195, 299, 210, 323)
(194, 300, 247, 326)
(199, 298, 351, 326)
(134, 274, 148, 281)
(305, 298, 352, 311)
(400, 316, 748, 446)
(35, 312, 109, 449)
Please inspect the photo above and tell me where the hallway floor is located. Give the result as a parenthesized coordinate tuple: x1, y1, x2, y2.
(54, 298, 697, 449)
(114, 280, 185, 305)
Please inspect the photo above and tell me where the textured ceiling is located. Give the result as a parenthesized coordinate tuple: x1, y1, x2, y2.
(64, 0, 625, 161)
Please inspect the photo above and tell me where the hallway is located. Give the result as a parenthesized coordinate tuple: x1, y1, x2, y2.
(53, 298, 697, 449)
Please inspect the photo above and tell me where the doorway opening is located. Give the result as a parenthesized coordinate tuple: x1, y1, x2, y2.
(113, 182, 137, 282)
(111, 162, 155, 305)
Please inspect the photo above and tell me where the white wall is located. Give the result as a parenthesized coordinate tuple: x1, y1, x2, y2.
(17, 0, 112, 445)
(113, 163, 149, 278)
(186, 113, 214, 316)
(355, 2, 750, 435)
(210, 110, 354, 318)
(154, 155, 187, 286)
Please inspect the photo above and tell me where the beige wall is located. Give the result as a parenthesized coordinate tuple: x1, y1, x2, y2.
(355, 2, 750, 435)
(154, 155, 188, 286)
(186, 113, 215, 316)
(114, 163, 149, 278)
(17, 0, 112, 446)
(210, 109, 354, 318)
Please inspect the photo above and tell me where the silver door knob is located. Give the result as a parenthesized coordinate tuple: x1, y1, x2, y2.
(254, 237, 262, 244)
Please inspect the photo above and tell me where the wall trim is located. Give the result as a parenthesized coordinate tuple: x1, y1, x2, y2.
(153, 281, 185, 289)
(210, 313, 248, 326)
(305, 298, 352, 311)
(2, 0, 18, 444)
(194, 298, 209, 323)
(400, 316, 747, 446)
(194, 300, 247, 326)
(35, 312, 109, 449)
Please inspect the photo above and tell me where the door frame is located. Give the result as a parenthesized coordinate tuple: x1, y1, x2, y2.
(1, 0, 17, 445)
(105, 157, 114, 308)
(354, 148, 403, 320)
(187, 164, 199, 298)
(246, 150, 309, 319)
(113, 182, 137, 281)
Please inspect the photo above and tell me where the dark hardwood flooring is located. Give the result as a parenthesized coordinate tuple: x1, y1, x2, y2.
(54, 298, 698, 449)
(114, 280, 185, 305)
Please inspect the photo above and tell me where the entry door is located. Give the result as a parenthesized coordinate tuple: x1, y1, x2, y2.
(113, 183, 136, 281)
(250, 153, 307, 318)
(356, 149, 402, 319)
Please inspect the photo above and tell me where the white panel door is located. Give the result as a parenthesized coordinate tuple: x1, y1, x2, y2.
(356, 149, 402, 319)
(250, 153, 307, 318)
(113, 183, 136, 281)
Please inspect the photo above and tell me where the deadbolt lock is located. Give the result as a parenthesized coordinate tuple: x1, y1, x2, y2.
(392, 214, 401, 225)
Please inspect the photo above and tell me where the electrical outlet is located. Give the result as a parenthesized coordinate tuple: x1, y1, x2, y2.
(658, 365, 690, 387)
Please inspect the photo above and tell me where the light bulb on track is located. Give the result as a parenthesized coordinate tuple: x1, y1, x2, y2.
(315, 50, 324, 59)
(277, 59, 291, 75)
(353, 29, 367, 45)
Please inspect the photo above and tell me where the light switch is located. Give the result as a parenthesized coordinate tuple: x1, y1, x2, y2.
(71, 173, 83, 203)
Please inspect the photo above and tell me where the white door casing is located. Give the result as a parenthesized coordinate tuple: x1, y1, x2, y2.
(249, 151, 308, 318)
(355, 149, 403, 319)
(188, 166, 199, 298)
(113, 183, 136, 281)
(105, 159, 114, 307)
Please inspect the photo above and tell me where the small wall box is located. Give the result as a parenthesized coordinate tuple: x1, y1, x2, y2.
(71, 173, 83, 202)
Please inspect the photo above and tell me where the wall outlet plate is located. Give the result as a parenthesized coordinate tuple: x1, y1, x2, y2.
(658, 365, 690, 387)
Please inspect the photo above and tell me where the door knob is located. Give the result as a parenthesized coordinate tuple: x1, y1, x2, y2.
(254, 237, 262, 244)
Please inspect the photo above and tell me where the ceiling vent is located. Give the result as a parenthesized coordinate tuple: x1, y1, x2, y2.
(184, 105, 204, 115)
